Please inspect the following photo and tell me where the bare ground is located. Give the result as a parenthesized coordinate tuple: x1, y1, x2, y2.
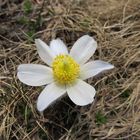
(0, 0, 140, 139)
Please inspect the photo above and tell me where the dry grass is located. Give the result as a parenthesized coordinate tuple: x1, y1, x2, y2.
(0, 0, 140, 139)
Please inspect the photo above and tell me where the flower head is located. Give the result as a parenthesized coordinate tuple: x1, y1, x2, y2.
(52, 54, 80, 84)
(17, 35, 114, 112)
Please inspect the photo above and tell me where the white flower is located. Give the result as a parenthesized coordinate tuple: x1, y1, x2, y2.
(17, 35, 114, 112)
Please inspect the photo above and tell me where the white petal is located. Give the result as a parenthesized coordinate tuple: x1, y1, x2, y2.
(37, 83, 66, 112)
(50, 38, 68, 55)
(70, 35, 97, 64)
(35, 39, 55, 66)
(17, 64, 53, 86)
(67, 79, 96, 106)
(80, 60, 114, 80)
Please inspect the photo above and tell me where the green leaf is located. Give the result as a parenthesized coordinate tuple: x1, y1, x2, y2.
(95, 111, 107, 125)
(23, 0, 32, 14)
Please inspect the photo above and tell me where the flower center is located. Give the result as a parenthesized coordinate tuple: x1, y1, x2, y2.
(52, 55, 80, 84)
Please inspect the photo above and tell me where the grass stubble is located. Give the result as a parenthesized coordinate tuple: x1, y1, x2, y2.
(0, 0, 140, 139)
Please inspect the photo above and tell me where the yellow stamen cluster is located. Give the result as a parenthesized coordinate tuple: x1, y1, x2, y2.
(52, 55, 80, 84)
